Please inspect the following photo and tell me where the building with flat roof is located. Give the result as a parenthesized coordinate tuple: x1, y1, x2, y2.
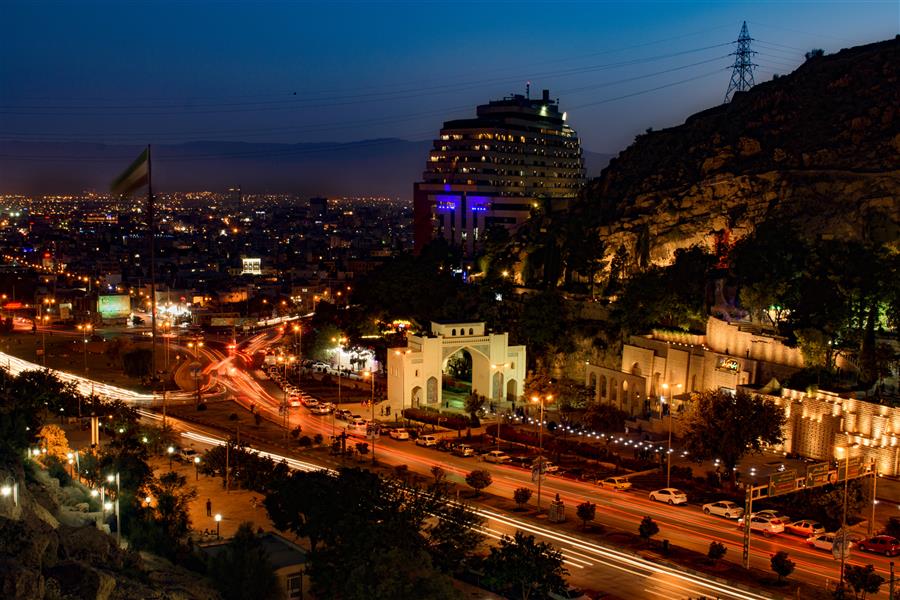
(414, 89, 585, 255)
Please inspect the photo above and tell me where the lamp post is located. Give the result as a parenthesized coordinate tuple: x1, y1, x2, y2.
(214, 513, 222, 539)
(1, 477, 18, 507)
(531, 393, 552, 511)
(838, 446, 851, 591)
(331, 336, 347, 438)
(187, 339, 204, 407)
(167, 445, 175, 471)
(661, 382, 682, 488)
(364, 370, 376, 464)
(106, 473, 121, 547)
(193, 456, 201, 481)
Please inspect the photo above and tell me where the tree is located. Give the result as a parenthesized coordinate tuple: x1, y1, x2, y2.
(427, 501, 485, 573)
(122, 348, 153, 378)
(482, 531, 568, 600)
(37, 424, 71, 461)
(707, 541, 727, 564)
(805, 48, 825, 60)
(681, 390, 785, 485)
(149, 471, 197, 545)
(770, 551, 795, 583)
(576, 501, 596, 530)
(465, 469, 493, 497)
(638, 516, 659, 545)
(843, 564, 884, 599)
(884, 516, 900, 539)
(513, 487, 533, 510)
(208, 522, 282, 600)
(464, 393, 486, 426)
(430, 465, 446, 486)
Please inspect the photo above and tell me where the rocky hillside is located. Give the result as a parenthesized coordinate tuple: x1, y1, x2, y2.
(586, 36, 899, 268)
(0, 465, 219, 600)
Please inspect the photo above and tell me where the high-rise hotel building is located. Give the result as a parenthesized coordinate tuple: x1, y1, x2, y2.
(414, 89, 585, 255)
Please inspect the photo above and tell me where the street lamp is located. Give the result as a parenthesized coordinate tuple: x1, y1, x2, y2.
(214, 513, 222, 539)
(193, 456, 201, 481)
(530, 393, 552, 511)
(491, 363, 509, 452)
(661, 382, 682, 488)
(1, 477, 18, 507)
(106, 472, 121, 547)
(331, 336, 347, 438)
(167, 445, 175, 471)
(364, 370, 376, 464)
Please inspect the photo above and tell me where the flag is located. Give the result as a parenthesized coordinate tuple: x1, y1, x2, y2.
(110, 148, 149, 196)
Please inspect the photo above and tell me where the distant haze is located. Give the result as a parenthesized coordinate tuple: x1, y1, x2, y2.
(0, 139, 613, 198)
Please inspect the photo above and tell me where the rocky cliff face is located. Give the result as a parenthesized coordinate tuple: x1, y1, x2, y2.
(587, 37, 899, 268)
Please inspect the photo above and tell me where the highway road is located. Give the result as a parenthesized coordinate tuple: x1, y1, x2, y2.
(5, 332, 895, 599)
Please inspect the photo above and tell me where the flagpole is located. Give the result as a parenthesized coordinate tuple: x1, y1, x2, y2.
(147, 144, 160, 423)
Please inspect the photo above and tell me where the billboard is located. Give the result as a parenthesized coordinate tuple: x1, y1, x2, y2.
(97, 295, 131, 319)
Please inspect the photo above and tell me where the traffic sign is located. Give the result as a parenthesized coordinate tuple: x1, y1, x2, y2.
(832, 528, 852, 560)
(806, 462, 830, 487)
(768, 469, 797, 497)
(189, 361, 202, 380)
(838, 456, 862, 481)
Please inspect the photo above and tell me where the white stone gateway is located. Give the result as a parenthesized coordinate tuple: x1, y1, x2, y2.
(386, 321, 526, 417)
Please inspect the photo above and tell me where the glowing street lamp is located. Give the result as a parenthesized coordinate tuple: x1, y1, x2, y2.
(214, 513, 222, 539)
(530, 393, 553, 511)
(661, 382, 682, 488)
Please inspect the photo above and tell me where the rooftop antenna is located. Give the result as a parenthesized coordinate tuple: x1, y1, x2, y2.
(526, 81, 531, 99)
(724, 21, 758, 103)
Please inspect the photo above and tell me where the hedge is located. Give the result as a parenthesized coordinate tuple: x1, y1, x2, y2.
(402, 408, 470, 430)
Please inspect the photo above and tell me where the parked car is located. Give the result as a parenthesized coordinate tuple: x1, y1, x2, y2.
(336, 409, 353, 421)
(741, 515, 785, 537)
(702, 501, 744, 519)
(483, 450, 511, 464)
(857, 535, 900, 556)
(388, 428, 410, 441)
(416, 434, 439, 447)
(548, 587, 591, 600)
(807, 533, 854, 553)
(452, 444, 476, 457)
(541, 461, 559, 473)
(310, 404, 332, 415)
(753, 509, 792, 524)
(649, 488, 688, 505)
(785, 519, 825, 537)
(178, 448, 199, 463)
(598, 477, 632, 491)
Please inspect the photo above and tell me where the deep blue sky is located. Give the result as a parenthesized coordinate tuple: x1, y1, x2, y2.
(1, 1, 897, 154)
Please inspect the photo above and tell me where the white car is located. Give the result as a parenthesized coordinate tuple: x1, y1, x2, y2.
(416, 435, 439, 447)
(739, 515, 785, 537)
(309, 404, 332, 415)
(807, 533, 854, 553)
(483, 450, 511, 464)
(702, 501, 744, 519)
(649, 488, 688, 505)
(754, 509, 791, 524)
(598, 476, 631, 491)
(388, 428, 410, 440)
(785, 519, 825, 537)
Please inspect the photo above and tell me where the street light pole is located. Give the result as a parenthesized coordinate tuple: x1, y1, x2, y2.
(531, 394, 552, 511)
(662, 382, 682, 488)
(365, 370, 376, 464)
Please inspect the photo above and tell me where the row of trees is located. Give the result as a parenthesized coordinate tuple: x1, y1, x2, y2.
(263, 467, 568, 600)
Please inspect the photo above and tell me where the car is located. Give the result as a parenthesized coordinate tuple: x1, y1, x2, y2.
(548, 587, 591, 600)
(483, 450, 511, 464)
(807, 533, 854, 553)
(740, 515, 785, 537)
(753, 509, 791, 524)
(541, 461, 559, 473)
(388, 428, 410, 441)
(857, 535, 900, 556)
(785, 519, 826, 537)
(452, 444, 476, 457)
(702, 501, 744, 519)
(599, 477, 632, 491)
(416, 434, 439, 447)
(336, 409, 353, 421)
(649, 488, 688, 505)
(310, 404, 332, 415)
(178, 448, 199, 463)
(302, 397, 319, 408)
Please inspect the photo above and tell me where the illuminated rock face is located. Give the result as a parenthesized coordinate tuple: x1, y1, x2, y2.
(585, 37, 900, 270)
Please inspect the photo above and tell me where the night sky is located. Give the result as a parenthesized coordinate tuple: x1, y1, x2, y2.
(1, 1, 897, 154)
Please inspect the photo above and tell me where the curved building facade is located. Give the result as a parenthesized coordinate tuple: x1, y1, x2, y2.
(413, 89, 585, 255)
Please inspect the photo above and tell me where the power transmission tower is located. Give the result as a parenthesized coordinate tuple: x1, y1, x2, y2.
(724, 21, 757, 103)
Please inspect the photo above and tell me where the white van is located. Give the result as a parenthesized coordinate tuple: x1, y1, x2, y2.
(416, 434, 439, 447)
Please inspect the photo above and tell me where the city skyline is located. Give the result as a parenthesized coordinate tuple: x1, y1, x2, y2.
(1, 1, 896, 158)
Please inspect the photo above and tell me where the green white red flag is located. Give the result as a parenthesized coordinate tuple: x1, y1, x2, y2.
(110, 147, 149, 196)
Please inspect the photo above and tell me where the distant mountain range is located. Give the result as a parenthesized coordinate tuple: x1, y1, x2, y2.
(0, 139, 613, 198)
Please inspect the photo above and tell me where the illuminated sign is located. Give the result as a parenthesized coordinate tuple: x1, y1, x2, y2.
(716, 357, 740, 373)
(241, 258, 262, 275)
(435, 195, 458, 211)
(97, 295, 131, 319)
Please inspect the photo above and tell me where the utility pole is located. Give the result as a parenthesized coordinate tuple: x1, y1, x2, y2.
(724, 21, 758, 102)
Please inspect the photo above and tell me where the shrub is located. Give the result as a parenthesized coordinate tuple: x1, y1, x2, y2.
(196, 403, 208, 411)
(576, 501, 596, 530)
(770, 551, 795, 582)
(313, 433, 323, 445)
(402, 408, 469, 430)
(639, 516, 659, 544)
(513, 487, 532, 509)
(465, 469, 493, 497)
(297, 436, 312, 448)
(707, 541, 726, 563)
(355, 442, 369, 455)
(45, 456, 72, 486)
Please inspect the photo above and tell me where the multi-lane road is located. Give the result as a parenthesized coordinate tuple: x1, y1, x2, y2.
(4, 329, 896, 599)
